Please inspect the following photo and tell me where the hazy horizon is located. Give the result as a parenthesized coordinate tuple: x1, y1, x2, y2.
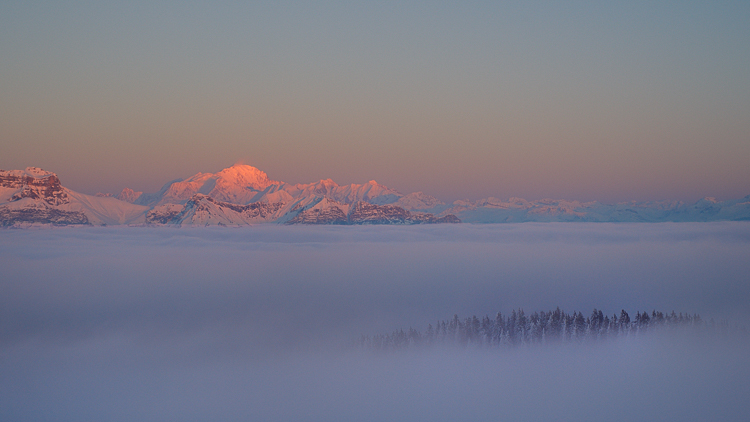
(2, 1, 749, 203)
(4, 161, 750, 205)
(4, 2, 750, 420)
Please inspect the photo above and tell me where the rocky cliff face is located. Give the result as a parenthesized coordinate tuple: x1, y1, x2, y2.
(0, 166, 463, 227)
(0, 207, 89, 227)
(286, 198, 349, 224)
(143, 194, 461, 226)
(409, 213, 461, 224)
(1, 168, 147, 226)
(146, 194, 286, 225)
(1, 168, 69, 206)
(145, 204, 184, 224)
(348, 201, 411, 224)
(117, 188, 143, 203)
(285, 199, 460, 225)
(0, 168, 90, 226)
(184, 194, 285, 224)
(347, 201, 459, 225)
(8, 163, 745, 227)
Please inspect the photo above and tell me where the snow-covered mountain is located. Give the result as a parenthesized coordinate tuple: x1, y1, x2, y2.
(116, 188, 142, 203)
(138, 164, 279, 206)
(129, 164, 407, 207)
(2, 164, 749, 227)
(146, 194, 286, 226)
(119, 164, 456, 226)
(282, 197, 460, 225)
(0, 168, 148, 226)
(0, 165, 457, 227)
(441, 195, 750, 223)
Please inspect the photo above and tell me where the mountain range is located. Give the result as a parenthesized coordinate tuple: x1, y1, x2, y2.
(1, 164, 749, 227)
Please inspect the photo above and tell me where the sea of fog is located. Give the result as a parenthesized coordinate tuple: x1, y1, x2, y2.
(1, 223, 749, 421)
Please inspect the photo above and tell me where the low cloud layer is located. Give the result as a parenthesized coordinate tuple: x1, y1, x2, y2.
(2, 223, 749, 421)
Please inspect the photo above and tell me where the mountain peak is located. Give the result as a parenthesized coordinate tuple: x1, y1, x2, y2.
(0, 167, 68, 206)
(117, 188, 143, 203)
(24, 167, 56, 177)
(3, 164, 750, 226)
(214, 164, 277, 191)
(316, 178, 338, 187)
(0, 167, 56, 179)
(154, 164, 280, 205)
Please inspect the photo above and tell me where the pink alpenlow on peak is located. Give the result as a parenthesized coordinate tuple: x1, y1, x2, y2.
(3, 163, 749, 227)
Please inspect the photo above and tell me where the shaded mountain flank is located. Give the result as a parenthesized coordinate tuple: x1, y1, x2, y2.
(3, 164, 750, 227)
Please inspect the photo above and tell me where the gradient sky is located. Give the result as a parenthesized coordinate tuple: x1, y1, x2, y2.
(1, 1, 748, 202)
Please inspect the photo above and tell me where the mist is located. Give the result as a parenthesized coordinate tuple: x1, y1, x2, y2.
(2, 223, 749, 421)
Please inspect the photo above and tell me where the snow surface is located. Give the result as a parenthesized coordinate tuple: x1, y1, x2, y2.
(62, 190, 148, 225)
(0, 167, 55, 178)
(3, 164, 750, 226)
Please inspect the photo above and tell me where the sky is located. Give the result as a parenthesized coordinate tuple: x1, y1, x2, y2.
(2, 223, 749, 421)
(1, 1, 749, 203)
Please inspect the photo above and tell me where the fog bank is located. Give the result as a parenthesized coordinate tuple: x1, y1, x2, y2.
(1, 223, 749, 421)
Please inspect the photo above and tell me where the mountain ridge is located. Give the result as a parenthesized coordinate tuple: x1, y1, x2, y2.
(2, 164, 749, 227)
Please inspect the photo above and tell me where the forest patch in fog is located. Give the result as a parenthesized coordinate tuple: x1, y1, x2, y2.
(1, 223, 749, 421)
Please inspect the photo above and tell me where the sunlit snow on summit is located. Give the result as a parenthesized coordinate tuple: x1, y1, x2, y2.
(2, 164, 749, 227)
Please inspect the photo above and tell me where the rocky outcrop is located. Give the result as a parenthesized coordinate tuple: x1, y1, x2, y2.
(286, 198, 349, 224)
(1, 168, 148, 226)
(117, 188, 143, 203)
(185, 194, 285, 221)
(286, 199, 460, 225)
(286, 205, 349, 225)
(435, 215, 461, 223)
(1, 168, 69, 206)
(408, 213, 461, 224)
(146, 194, 286, 225)
(16, 163, 750, 226)
(348, 202, 460, 225)
(0, 206, 89, 227)
(0, 165, 460, 227)
(348, 201, 411, 224)
(145, 204, 184, 224)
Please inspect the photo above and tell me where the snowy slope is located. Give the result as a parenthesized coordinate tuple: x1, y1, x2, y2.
(125, 164, 415, 212)
(117, 188, 143, 203)
(442, 196, 750, 223)
(63, 191, 148, 225)
(393, 192, 444, 211)
(146, 194, 286, 226)
(133, 164, 280, 206)
(3, 165, 749, 226)
(250, 179, 403, 207)
(284, 198, 459, 225)
(0, 167, 148, 226)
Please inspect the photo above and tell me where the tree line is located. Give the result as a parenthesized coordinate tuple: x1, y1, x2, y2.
(358, 308, 737, 351)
